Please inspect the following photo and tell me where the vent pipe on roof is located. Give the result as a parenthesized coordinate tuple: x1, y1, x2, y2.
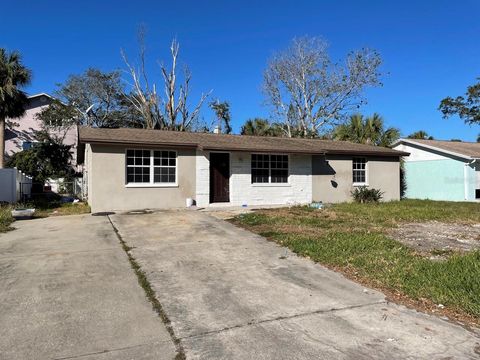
(213, 125, 220, 134)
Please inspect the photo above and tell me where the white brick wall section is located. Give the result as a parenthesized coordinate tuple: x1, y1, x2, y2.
(229, 153, 312, 206)
(195, 150, 210, 207)
(195, 151, 312, 207)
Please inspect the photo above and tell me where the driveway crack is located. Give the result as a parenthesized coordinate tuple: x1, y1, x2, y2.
(107, 215, 186, 360)
(53, 340, 173, 359)
(180, 300, 387, 340)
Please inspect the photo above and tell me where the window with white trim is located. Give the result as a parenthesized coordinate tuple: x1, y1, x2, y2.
(22, 141, 35, 150)
(251, 154, 288, 184)
(153, 151, 176, 183)
(126, 149, 176, 184)
(352, 157, 367, 184)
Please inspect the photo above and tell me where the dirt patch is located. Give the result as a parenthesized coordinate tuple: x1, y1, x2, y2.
(391, 221, 480, 256)
(203, 208, 253, 220)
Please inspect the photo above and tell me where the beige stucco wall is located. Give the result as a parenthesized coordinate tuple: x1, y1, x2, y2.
(87, 144, 196, 212)
(312, 155, 400, 203)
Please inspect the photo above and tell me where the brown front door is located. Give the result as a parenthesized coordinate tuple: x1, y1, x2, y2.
(210, 152, 230, 203)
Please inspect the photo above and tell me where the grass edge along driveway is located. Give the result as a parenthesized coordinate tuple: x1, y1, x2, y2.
(0, 202, 90, 233)
(232, 200, 480, 328)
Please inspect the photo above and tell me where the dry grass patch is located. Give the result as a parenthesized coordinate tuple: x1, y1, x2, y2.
(232, 200, 480, 328)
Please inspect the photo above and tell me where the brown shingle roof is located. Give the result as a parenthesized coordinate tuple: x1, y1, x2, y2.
(399, 139, 480, 159)
(78, 127, 407, 157)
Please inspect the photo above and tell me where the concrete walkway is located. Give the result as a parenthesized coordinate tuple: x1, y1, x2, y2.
(110, 210, 480, 360)
(0, 215, 176, 359)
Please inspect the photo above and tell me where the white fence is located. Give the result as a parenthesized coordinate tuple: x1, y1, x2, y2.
(0, 168, 33, 203)
(45, 177, 85, 199)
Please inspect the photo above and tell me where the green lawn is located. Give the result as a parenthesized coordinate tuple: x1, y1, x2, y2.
(232, 200, 480, 323)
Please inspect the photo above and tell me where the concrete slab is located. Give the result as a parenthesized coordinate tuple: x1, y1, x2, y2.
(111, 210, 480, 359)
(0, 215, 176, 360)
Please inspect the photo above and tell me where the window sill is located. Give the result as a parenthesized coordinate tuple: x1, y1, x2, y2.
(251, 183, 291, 187)
(125, 183, 179, 188)
(353, 183, 368, 187)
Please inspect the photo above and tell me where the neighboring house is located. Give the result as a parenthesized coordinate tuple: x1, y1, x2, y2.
(392, 139, 480, 201)
(5, 93, 78, 168)
(78, 127, 408, 213)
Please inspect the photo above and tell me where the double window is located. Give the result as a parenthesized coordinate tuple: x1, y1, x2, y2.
(251, 154, 288, 184)
(352, 157, 367, 184)
(126, 149, 176, 185)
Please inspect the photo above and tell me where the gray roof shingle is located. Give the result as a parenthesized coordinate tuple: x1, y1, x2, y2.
(79, 127, 408, 157)
(398, 139, 480, 159)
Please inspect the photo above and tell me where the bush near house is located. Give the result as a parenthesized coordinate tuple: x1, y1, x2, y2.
(232, 200, 480, 324)
(351, 186, 384, 203)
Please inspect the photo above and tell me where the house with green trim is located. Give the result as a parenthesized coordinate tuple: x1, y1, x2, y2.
(392, 139, 480, 202)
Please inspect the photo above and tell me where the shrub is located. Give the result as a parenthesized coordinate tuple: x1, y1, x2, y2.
(0, 205, 14, 232)
(351, 186, 384, 203)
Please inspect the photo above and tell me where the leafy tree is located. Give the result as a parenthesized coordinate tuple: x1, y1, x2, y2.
(240, 118, 285, 136)
(439, 78, 480, 125)
(263, 36, 383, 138)
(36, 68, 132, 130)
(209, 100, 232, 134)
(6, 131, 73, 182)
(241, 118, 271, 136)
(407, 130, 434, 140)
(0, 48, 32, 168)
(333, 113, 399, 147)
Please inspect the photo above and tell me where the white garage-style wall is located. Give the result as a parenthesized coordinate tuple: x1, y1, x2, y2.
(195, 150, 312, 207)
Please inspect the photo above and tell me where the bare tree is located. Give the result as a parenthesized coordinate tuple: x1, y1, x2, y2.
(122, 30, 211, 130)
(263, 37, 383, 137)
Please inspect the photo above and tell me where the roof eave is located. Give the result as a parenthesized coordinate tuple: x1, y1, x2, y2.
(325, 149, 409, 157)
(200, 145, 326, 155)
(79, 138, 199, 149)
(394, 139, 473, 160)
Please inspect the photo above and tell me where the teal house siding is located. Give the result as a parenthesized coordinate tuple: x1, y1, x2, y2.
(393, 139, 480, 202)
(466, 164, 477, 201)
(404, 159, 466, 201)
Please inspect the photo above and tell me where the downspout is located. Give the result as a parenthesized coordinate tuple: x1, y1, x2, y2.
(464, 159, 477, 201)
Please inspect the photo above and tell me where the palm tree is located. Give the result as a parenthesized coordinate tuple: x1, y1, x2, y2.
(0, 48, 32, 168)
(407, 130, 434, 140)
(241, 118, 275, 136)
(209, 100, 232, 134)
(334, 113, 400, 147)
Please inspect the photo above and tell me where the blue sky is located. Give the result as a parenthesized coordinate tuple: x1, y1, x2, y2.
(2, 0, 479, 140)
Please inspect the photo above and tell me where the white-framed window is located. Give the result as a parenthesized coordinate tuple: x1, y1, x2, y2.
(352, 157, 367, 184)
(126, 149, 177, 185)
(22, 141, 35, 150)
(251, 154, 288, 184)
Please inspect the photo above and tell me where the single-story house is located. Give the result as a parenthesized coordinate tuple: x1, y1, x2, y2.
(78, 127, 408, 213)
(392, 139, 480, 201)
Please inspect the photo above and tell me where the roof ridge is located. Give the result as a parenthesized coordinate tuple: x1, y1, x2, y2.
(403, 138, 479, 145)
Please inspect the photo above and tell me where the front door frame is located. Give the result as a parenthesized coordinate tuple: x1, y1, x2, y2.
(209, 151, 231, 203)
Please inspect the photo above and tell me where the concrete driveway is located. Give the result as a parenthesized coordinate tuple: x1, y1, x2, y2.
(110, 210, 480, 359)
(0, 215, 176, 359)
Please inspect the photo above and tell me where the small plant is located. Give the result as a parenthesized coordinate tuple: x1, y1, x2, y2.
(0, 205, 14, 232)
(351, 186, 384, 203)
